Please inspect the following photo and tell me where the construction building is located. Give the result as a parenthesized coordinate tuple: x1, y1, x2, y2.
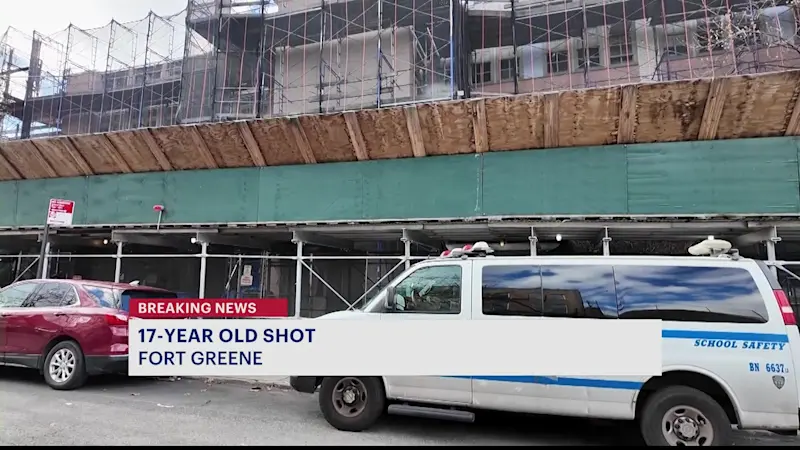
(0, 0, 799, 318)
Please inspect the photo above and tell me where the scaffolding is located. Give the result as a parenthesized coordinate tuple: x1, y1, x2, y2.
(0, 0, 798, 137)
(2, 220, 800, 322)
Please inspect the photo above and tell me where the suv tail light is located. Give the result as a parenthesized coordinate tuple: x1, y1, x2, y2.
(773, 289, 797, 326)
(105, 313, 129, 326)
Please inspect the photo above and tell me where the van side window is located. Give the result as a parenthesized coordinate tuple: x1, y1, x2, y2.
(392, 265, 461, 314)
(482, 266, 542, 316)
(541, 265, 618, 318)
(614, 266, 769, 323)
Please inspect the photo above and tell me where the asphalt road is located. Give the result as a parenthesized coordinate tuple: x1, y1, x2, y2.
(0, 368, 798, 446)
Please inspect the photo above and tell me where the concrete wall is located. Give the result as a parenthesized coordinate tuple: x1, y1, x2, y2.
(0, 137, 798, 227)
(273, 27, 417, 115)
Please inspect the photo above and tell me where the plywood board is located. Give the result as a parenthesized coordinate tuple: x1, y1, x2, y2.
(195, 122, 253, 168)
(0, 140, 56, 179)
(106, 130, 162, 173)
(69, 134, 125, 174)
(149, 126, 209, 170)
(0, 70, 798, 180)
(248, 119, 306, 166)
(30, 138, 86, 177)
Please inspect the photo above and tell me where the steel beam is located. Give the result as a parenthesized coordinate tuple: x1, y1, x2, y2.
(111, 231, 193, 249)
(195, 231, 273, 250)
(401, 228, 440, 249)
(736, 228, 779, 247)
(291, 230, 353, 250)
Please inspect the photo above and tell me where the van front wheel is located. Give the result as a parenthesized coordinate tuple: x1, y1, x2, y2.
(640, 386, 732, 446)
(319, 376, 385, 432)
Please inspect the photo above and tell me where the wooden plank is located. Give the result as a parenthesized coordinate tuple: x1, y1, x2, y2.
(404, 106, 426, 157)
(61, 138, 94, 175)
(98, 135, 133, 173)
(25, 141, 58, 178)
(543, 93, 560, 148)
(288, 118, 316, 164)
(697, 77, 731, 140)
(187, 126, 220, 169)
(617, 85, 638, 144)
(236, 121, 266, 166)
(136, 129, 173, 170)
(786, 91, 800, 136)
(0, 144, 22, 180)
(343, 112, 369, 161)
(472, 99, 488, 153)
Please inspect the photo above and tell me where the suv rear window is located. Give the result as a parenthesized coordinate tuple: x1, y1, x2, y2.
(614, 266, 769, 323)
(85, 286, 177, 311)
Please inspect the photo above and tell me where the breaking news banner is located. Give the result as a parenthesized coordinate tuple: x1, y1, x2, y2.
(128, 299, 663, 378)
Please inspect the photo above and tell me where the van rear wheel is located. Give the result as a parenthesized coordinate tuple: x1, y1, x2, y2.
(319, 376, 385, 432)
(640, 386, 732, 446)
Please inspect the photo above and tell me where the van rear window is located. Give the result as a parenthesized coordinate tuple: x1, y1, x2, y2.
(614, 266, 769, 324)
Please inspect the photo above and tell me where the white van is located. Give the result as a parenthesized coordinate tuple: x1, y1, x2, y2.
(290, 240, 800, 446)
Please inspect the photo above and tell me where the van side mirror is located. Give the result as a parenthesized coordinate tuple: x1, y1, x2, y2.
(385, 286, 396, 311)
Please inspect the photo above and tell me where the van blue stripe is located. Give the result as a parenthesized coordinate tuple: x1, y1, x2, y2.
(443, 376, 643, 390)
(662, 329, 789, 343)
(437, 330, 789, 392)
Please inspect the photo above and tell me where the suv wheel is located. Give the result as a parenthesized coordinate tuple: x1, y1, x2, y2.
(43, 341, 88, 391)
(640, 385, 732, 446)
(319, 376, 385, 432)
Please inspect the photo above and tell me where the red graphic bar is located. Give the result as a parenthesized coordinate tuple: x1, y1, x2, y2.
(129, 298, 289, 319)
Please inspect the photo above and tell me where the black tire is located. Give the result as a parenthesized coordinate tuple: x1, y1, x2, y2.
(42, 341, 88, 391)
(640, 385, 733, 446)
(318, 376, 385, 432)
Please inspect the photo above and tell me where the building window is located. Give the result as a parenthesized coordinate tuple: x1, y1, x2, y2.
(608, 35, 633, 65)
(614, 266, 769, 323)
(661, 34, 690, 59)
(471, 61, 491, 84)
(577, 47, 601, 70)
(499, 57, 519, 81)
(548, 50, 569, 74)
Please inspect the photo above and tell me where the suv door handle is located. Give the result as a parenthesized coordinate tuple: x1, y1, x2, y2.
(53, 312, 67, 317)
(0, 312, 9, 317)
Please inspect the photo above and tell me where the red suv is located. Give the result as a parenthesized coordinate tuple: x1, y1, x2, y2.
(0, 279, 177, 390)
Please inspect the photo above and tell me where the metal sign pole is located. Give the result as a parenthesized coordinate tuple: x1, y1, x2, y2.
(36, 223, 50, 278)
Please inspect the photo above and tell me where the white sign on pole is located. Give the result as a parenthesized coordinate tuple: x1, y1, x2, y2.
(47, 199, 75, 226)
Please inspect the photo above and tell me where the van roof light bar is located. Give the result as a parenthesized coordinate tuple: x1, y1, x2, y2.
(439, 242, 495, 259)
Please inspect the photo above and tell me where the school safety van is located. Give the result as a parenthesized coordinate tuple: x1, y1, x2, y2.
(290, 239, 800, 446)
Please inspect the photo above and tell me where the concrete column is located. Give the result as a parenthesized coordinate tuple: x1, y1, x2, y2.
(113, 241, 124, 282)
(632, 18, 657, 82)
(294, 240, 304, 318)
(198, 242, 209, 299)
